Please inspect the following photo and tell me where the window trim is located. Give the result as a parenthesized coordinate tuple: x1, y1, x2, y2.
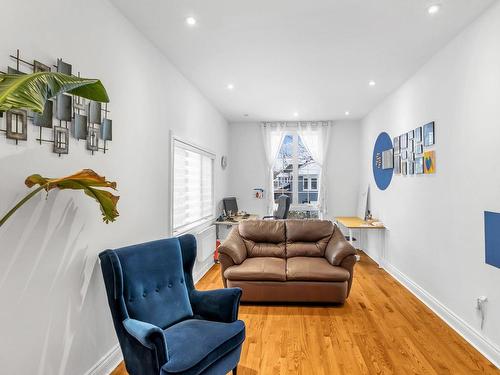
(170, 134, 216, 236)
(273, 129, 320, 209)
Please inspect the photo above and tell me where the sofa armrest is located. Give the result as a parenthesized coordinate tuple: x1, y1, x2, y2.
(219, 227, 247, 265)
(123, 318, 168, 363)
(325, 225, 357, 266)
(190, 288, 242, 323)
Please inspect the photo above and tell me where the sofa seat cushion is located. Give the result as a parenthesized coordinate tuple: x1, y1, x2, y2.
(286, 257, 350, 282)
(162, 319, 245, 374)
(224, 257, 286, 281)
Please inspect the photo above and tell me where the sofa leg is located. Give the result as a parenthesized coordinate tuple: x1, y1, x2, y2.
(232, 366, 238, 375)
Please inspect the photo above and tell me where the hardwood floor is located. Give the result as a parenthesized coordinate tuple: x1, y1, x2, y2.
(111, 253, 499, 375)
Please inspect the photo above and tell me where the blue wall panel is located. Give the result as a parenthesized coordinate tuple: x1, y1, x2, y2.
(372, 132, 393, 190)
(484, 211, 500, 268)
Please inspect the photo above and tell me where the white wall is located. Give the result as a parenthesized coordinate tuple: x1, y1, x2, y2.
(0, 1, 228, 374)
(360, 1, 500, 366)
(227, 121, 361, 219)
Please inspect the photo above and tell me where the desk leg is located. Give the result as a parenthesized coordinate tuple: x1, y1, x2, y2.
(379, 229, 386, 269)
(348, 228, 361, 262)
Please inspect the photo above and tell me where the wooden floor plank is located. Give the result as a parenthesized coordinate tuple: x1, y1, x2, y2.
(111, 253, 499, 375)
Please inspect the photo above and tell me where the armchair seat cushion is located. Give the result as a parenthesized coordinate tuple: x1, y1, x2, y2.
(224, 257, 286, 281)
(286, 257, 350, 282)
(161, 319, 245, 374)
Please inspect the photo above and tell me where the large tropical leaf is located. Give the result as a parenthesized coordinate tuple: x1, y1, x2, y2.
(0, 72, 109, 113)
(25, 169, 119, 223)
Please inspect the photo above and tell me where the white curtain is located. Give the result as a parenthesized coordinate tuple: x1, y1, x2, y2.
(261, 122, 286, 215)
(297, 121, 331, 216)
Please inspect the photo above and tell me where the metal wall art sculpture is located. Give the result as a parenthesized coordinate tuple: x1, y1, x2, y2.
(0, 49, 113, 156)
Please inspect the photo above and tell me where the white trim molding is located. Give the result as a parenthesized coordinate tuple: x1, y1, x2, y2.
(383, 262, 500, 369)
(84, 344, 122, 375)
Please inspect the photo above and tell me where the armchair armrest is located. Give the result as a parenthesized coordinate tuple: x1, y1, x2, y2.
(218, 227, 247, 265)
(190, 288, 242, 323)
(325, 225, 357, 267)
(123, 318, 168, 362)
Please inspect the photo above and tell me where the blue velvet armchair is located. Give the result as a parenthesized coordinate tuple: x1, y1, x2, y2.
(99, 235, 245, 375)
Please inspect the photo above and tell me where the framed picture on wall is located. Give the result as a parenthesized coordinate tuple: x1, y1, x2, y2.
(423, 122, 435, 147)
(393, 137, 400, 154)
(415, 126, 422, 143)
(415, 156, 424, 174)
(408, 161, 414, 175)
(408, 139, 414, 153)
(400, 133, 408, 149)
(394, 155, 401, 174)
(382, 149, 394, 169)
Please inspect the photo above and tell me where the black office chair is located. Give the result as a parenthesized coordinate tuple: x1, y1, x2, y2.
(263, 195, 291, 220)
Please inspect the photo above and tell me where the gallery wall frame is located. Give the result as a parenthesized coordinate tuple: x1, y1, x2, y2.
(423, 122, 435, 147)
(392, 121, 436, 178)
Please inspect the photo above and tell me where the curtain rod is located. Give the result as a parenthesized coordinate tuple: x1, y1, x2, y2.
(261, 121, 332, 127)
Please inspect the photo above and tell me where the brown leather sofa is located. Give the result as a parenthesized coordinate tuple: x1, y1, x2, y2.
(219, 219, 356, 303)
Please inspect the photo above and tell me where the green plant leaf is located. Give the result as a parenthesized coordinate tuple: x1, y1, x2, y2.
(25, 169, 119, 223)
(0, 72, 109, 113)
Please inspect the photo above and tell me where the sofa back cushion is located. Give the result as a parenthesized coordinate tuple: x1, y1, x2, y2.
(285, 220, 334, 257)
(239, 220, 286, 258)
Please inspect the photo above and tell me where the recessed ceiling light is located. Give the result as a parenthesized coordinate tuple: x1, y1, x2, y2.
(345, 111, 350, 116)
(186, 17, 197, 26)
(227, 83, 234, 90)
(369, 80, 376, 87)
(293, 112, 299, 117)
(427, 4, 440, 15)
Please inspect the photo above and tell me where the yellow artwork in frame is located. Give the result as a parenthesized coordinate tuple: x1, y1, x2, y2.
(424, 150, 436, 174)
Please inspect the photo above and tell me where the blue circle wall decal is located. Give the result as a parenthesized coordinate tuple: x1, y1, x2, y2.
(372, 132, 393, 190)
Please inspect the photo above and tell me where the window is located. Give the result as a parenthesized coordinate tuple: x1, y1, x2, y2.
(273, 132, 320, 217)
(172, 138, 214, 234)
(303, 177, 318, 191)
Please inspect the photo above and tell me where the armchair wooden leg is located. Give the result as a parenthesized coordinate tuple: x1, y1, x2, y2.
(232, 366, 238, 375)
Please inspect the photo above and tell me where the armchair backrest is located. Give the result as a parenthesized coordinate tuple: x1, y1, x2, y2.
(100, 237, 194, 331)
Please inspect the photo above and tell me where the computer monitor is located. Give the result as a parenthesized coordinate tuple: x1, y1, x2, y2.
(223, 197, 238, 217)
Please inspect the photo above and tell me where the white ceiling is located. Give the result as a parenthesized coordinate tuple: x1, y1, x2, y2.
(110, 0, 496, 122)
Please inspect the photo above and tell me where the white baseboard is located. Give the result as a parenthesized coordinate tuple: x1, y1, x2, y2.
(84, 344, 122, 375)
(383, 261, 500, 369)
(193, 257, 216, 284)
(87, 260, 215, 375)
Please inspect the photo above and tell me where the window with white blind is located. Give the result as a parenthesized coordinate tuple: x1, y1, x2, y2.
(171, 138, 215, 235)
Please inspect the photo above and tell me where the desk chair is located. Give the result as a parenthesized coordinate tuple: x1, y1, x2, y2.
(263, 194, 290, 220)
(99, 235, 245, 375)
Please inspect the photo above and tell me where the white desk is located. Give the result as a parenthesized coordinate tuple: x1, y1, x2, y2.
(335, 216, 386, 267)
(214, 214, 259, 239)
